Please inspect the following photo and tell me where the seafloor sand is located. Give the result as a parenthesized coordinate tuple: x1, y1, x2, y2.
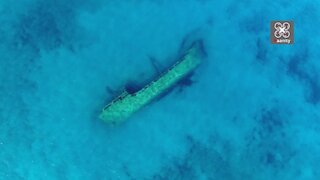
(0, 0, 319, 179)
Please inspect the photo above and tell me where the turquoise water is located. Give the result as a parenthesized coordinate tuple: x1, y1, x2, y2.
(1, 0, 319, 179)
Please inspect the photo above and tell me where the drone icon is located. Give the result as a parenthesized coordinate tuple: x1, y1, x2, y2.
(274, 22, 290, 38)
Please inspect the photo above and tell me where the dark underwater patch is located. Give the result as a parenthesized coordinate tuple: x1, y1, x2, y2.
(255, 38, 268, 63)
(308, 77, 320, 104)
(179, 38, 207, 59)
(286, 49, 309, 80)
(148, 56, 163, 75)
(178, 29, 207, 59)
(240, 14, 268, 34)
(264, 151, 276, 165)
(152, 136, 233, 180)
(125, 81, 144, 95)
(286, 49, 320, 105)
(14, 0, 78, 52)
(197, 39, 208, 58)
(177, 72, 195, 87)
(245, 107, 296, 170)
(152, 159, 196, 180)
(259, 108, 284, 134)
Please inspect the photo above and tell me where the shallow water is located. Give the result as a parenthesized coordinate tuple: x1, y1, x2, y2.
(1, 0, 320, 179)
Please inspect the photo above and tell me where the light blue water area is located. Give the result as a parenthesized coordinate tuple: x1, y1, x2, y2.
(1, 0, 320, 179)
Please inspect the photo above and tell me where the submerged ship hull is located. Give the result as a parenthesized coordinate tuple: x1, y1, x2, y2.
(99, 40, 205, 124)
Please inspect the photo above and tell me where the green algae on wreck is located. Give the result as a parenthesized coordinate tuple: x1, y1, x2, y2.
(99, 40, 205, 124)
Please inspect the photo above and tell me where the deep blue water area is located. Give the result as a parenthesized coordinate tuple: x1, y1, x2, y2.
(1, 0, 319, 179)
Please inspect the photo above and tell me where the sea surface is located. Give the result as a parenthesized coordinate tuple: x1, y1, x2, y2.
(1, 0, 319, 179)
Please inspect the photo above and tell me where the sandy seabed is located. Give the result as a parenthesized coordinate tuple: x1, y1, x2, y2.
(0, 0, 319, 179)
